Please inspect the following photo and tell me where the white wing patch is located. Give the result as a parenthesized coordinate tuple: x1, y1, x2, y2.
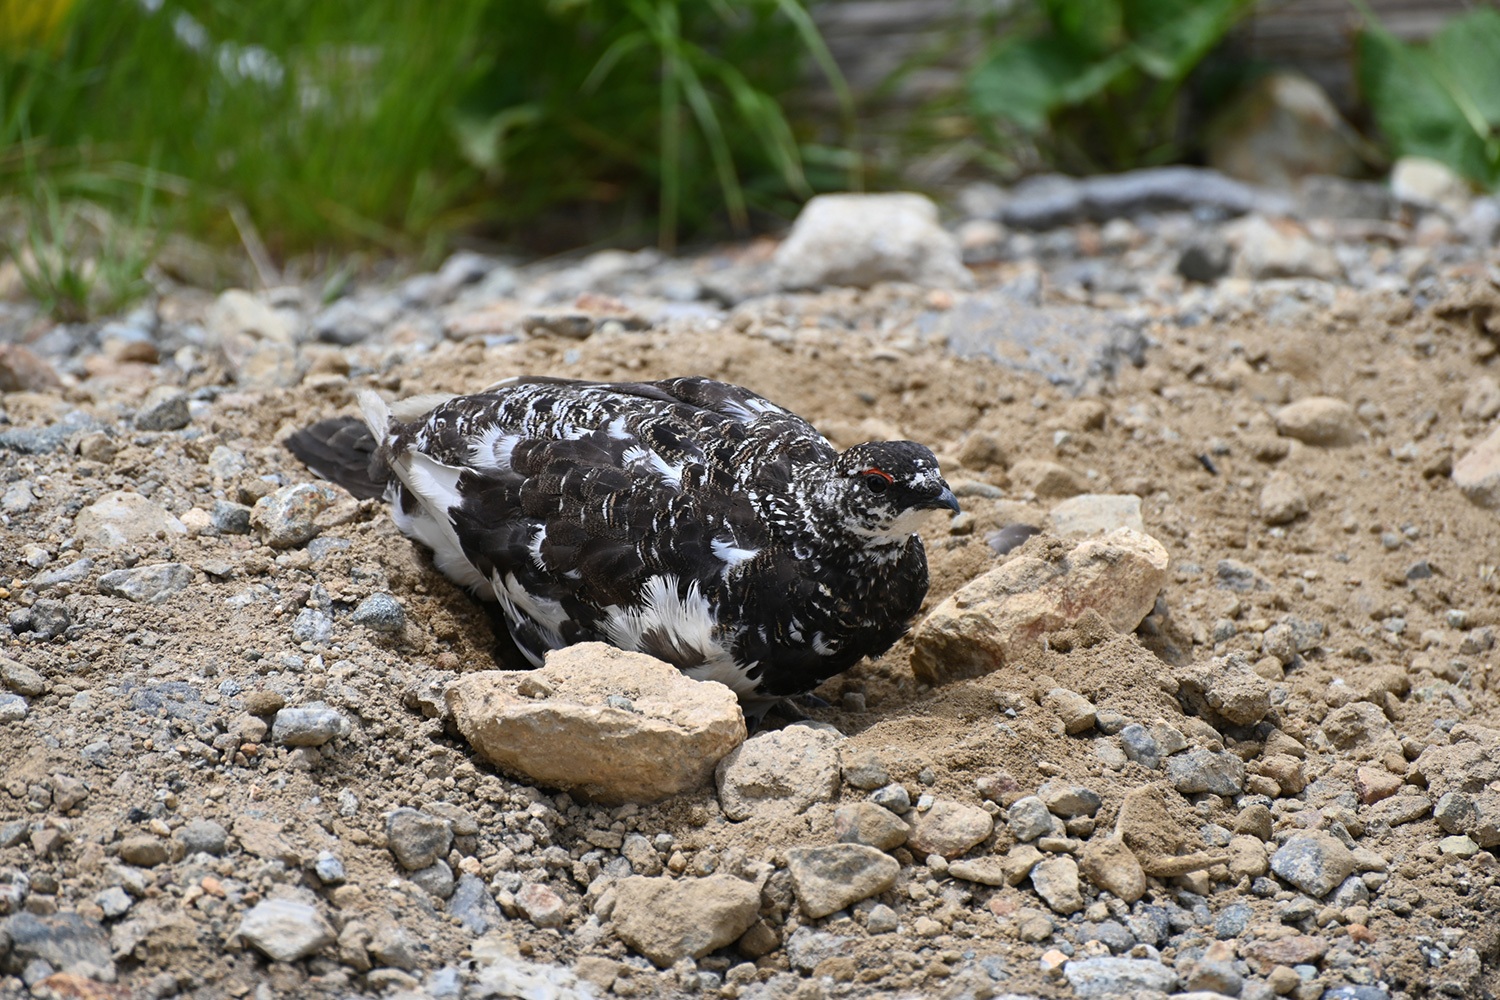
(527, 525, 548, 570)
(602, 574, 733, 670)
(719, 394, 785, 424)
(490, 570, 569, 650)
(684, 654, 763, 699)
(385, 449, 492, 591)
(647, 452, 684, 486)
(622, 445, 684, 486)
(469, 425, 520, 472)
(719, 398, 758, 423)
(402, 451, 463, 511)
(711, 537, 759, 573)
(390, 502, 488, 592)
(357, 389, 391, 440)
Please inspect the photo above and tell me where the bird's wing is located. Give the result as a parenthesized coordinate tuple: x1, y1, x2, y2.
(378, 382, 774, 667)
(481, 375, 836, 452)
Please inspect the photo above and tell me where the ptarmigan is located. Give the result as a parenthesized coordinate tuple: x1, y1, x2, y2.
(286, 375, 958, 719)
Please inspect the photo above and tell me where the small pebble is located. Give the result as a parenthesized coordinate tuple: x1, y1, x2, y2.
(352, 592, 406, 633)
(870, 784, 911, 813)
(314, 851, 347, 884)
(271, 703, 349, 747)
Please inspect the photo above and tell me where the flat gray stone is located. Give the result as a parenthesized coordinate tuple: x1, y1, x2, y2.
(290, 608, 334, 645)
(786, 844, 899, 918)
(1064, 956, 1178, 998)
(410, 860, 457, 900)
(135, 390, 191, 431)
(449, 873, 503, 935)
(30, 557, 94, 591)
(1006, 796, 1056, 842)
(210, 500, 252, 534)
(1270, 833, 1357, 898)
(250, 482, 344, 548)
(235, 898, 334, 962)
(1167, 747, 1247, 796)
(385, 808, 452, 871)
(3, 911, 115, 980)
(916, 291, 1146, 394)
(352, 593, 406, 633)
(98, 563, 193, 604)
(272, 704, 349, 747)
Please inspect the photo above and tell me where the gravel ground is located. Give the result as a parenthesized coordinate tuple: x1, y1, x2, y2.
(2, 168, 1500, 1000)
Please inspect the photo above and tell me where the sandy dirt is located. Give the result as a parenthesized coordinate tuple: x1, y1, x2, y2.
(3, 260, 1500, 999)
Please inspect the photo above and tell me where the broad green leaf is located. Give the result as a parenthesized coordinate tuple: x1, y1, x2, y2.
(1125, 0, 1247, 81)
(1358, 28, 1495, 187)
(1043, 0, 1124, 59)
(969, 34, 1127, 132)
(1430, 8, 1500, 129)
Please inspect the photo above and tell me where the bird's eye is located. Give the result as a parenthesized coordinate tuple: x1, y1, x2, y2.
(860, 468, 892, 495)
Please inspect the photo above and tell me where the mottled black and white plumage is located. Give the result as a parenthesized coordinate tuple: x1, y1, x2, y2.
(286, 376, 958, 718)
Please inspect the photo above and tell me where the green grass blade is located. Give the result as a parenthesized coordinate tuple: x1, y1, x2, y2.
(674, 43, 747, 230)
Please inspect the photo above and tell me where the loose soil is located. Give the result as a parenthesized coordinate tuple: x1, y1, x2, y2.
(3, 267, 1500, 999)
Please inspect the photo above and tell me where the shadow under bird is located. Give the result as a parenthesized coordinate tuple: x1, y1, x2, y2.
(285, 375, 959, 723)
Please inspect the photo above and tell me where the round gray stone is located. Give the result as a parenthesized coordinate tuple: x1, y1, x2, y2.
(271, 704, 348, 747)
(386, 808, 452, 871)
(352, 593, 406, 633)
(174, 819, 228, 856)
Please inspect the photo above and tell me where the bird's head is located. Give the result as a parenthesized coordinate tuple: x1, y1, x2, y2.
(832, 441, 960, 541)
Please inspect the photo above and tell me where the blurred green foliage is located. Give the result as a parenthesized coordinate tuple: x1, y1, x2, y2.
(5, 0, 1494, 305)
(13, 166, 160, 322)
(1357, 4, 1500, 190)
(451, 0, 853, 251)
(967, 0, 1253, 172)
(0, 0, 850, 263)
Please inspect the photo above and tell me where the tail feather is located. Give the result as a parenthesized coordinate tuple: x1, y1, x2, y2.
(284, 416, 388, 500)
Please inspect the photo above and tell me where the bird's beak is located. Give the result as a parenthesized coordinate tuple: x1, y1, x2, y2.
(922, 486, 961, 514)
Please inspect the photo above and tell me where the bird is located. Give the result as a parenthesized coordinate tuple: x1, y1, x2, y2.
(285, 375, 959, 722)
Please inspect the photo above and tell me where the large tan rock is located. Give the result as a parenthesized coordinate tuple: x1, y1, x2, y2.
(612, 875, 761, 967)
(1454, 425, 1500, 510)
(1273, 396, 1360, 447)
(73, 491, 186, 548)
(771, 193, 972, 291)
(911, 528, 1169, 685)
(446, 643, 745, 805)
(1078, 836, 1146, 903)
(207, 289, 302, 387)
(715, 725, 842, 821)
